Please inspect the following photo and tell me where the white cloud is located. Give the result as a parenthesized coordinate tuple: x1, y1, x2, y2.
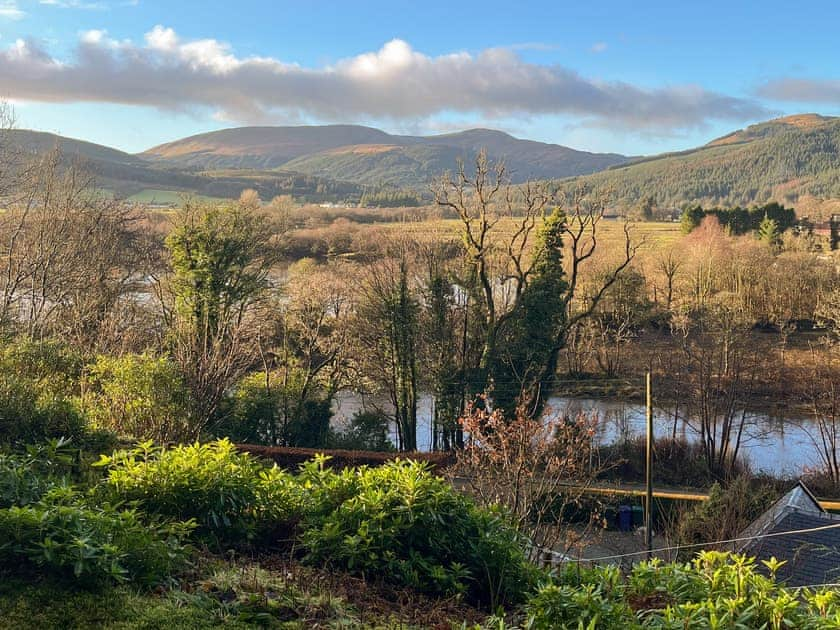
(0, 27, 771, 132)
(0, 1, 24, 19)
(590, 42, 608, 53)
(40, 0, 108, 9)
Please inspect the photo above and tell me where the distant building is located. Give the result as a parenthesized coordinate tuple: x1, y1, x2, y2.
(812, 214, 840, 250)
(738, 482, 840, 586)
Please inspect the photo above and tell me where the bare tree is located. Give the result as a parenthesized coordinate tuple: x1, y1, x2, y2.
(451, 401, 603, 562)
(0, 148, 146, 347)
(432, 151, 639, 417)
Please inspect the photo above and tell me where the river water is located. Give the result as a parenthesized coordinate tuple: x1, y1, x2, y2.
(331, 393, 823, 477)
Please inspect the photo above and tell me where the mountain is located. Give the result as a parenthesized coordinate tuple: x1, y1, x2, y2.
(3, 129, 366, 203)
(143, 125, 395, 169)
(8, 129, 147, 168)
(561, 114, 840, 216)
(142, 125, 629, 186)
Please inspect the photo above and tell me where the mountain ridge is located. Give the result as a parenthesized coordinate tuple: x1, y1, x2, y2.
(141, 125, 629, 185)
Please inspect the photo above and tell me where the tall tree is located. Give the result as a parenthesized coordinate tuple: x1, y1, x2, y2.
(164, 199, 280, 436)
(433, 152, 638, 419)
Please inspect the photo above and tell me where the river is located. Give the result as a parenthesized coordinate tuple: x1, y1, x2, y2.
(331, 392, 823, 477)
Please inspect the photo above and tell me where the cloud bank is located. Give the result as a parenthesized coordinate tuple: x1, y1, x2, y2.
(0, 26, 770, 131)
(758, 78, 840, 104)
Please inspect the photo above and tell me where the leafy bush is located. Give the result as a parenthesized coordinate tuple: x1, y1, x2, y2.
(0, 439, 78, 508)
(328, 410, 394, 452)
(299, 457, 536, 608)
(0, 339, 83, 397)
(0, 487, 193, 585)
(0, 375, 86, 445)
(96, 439, 301, 545)
(82, 353, 191, 443)
(526, 551, 840, 629)
(670, 475, 778, 554)
(0, 453, 51, 508)
(221, 370, 333, 448)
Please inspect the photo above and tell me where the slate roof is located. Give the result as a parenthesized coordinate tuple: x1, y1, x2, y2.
(739, 482, 840, 587)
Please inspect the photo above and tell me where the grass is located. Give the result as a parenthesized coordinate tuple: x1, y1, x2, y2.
(0, 556, 487, 629)
(376, 217, 682, 249)
(125, 189, 228, 205)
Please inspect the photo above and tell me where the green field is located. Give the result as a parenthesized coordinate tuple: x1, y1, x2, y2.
(125, 189, 228, 205)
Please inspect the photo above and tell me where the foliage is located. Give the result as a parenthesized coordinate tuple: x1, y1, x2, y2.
(679, 202, 795, 236)
(0, 374, 86, 445)
(527, 551, 840, 629)
(328, 410, 394, 452)
(165, 201, 279, 436)
(221, 369, 333, 448)
(670, 475, 778, 555)
(0, 486, 193, 586)
(454, 403, 600, 561)
(0, 339, 86, 445)
(299, 457, 536, 608)
(82, 353, 191, 443)
(96, 439, 301, 545)
(0, 439, 77, 508)
(489, 206, 569, 416)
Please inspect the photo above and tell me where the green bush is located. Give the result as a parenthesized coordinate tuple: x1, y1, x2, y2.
(0, 438, 82, 507)
(299, 457, 536, 608)
(0, 375, 86, 445)
(0, 339, 83, 397)
(0, 452, 51, 508)
(328, 410, 394, 452)
(82, 353, 191, 443)
(526, 551, 840, 628)
(96, 439, 301, 545)
(0, 486, 193, 585)
(220, 369, 333, 447)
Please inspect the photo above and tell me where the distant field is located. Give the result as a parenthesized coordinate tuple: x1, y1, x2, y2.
(125, 189, 227, 205)
(376, 218, 682, 250)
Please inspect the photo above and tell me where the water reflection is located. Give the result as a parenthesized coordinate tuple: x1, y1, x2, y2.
(331, 392, 822, 476)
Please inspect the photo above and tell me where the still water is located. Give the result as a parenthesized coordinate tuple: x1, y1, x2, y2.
(332, 393, 822, 477)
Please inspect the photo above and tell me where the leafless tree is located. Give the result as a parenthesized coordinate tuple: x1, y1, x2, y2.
(432, 151, 640, 416)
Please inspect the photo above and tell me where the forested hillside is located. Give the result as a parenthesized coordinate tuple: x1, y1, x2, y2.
(562, 114, 840, 215)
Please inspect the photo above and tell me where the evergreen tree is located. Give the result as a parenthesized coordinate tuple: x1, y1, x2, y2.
(758, 213, 781, 248)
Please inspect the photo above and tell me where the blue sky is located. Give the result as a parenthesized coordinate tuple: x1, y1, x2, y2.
(1, 0, 839, 155)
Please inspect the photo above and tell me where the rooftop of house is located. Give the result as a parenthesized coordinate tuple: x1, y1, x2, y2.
(739, 482, 840, 587)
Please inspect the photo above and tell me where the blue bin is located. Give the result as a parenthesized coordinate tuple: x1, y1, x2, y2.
(618, 505, 632, 532)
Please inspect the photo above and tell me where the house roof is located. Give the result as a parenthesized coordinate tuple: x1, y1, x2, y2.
(739, 482, 840, 587)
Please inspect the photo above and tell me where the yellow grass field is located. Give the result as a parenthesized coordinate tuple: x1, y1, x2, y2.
(375, 218, 682, 251)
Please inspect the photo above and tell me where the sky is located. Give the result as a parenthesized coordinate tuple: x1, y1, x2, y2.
(0, 0, 839, 155)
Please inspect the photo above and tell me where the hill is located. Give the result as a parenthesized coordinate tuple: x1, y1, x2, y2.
(3, 129, 366, 204)
(142, 125, 630, 186)
(563, 114, 840, 216)
(143, 125, 394, 169)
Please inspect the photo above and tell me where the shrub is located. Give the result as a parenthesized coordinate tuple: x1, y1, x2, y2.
(221, 370, 333, 448)
(526, 582, 636, 629)
(0, 487, 193, 585)
(0, 375, 86, 445)
(0, 439, 79, 508)
(670, 475, 778, 554)
(0, 339, 83, 398)
(82, 353, 191, 443)
(526, 551, 840, 628)
(328, 410, 394, 452)
(96, 439, 301, 545)
(0, 453, 50, 508)
(299, 457, 536, 608)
